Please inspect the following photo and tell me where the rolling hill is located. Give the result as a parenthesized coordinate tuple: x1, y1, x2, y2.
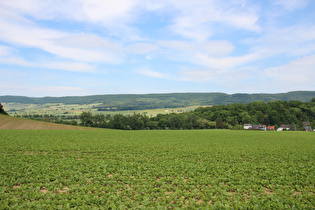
(0, 114, 94, 130)
(1, 91, 315, 111)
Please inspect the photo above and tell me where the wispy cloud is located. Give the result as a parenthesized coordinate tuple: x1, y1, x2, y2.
(264, 54, 315, 86)
(167, 0, 260, 41)
(138, 69, 169, 79)
(0, 82, 92, 97)
(273, 0, 309, 11)
(1, 0, 314, 96)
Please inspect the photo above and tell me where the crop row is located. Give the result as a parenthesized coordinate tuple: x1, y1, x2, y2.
(0, 130, 314, 208)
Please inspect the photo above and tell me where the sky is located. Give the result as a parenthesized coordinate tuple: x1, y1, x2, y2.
(1, 0, 315, 97)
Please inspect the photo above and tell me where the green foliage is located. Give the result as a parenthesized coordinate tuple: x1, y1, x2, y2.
(79, 111, 93, 127)
(0, 130, 314, 208)
(75, 99, 315, 131)
(0, 103, 8, 115)
(216, 118, 223, 129)
(1, 91, 315, 110)
(193, 100, 315, 130)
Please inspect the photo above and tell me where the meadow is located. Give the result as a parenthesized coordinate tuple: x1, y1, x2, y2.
(0, 129, 314, 208)
(3, 102, 188, 118)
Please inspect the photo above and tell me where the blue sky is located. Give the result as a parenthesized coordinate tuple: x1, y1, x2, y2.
(1, 0, 315, 97)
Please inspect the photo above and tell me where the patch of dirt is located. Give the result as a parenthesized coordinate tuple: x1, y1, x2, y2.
(265, 188, 274, 194)
(55, 187, 69, 194)
(293, 192, 302, 196)
(0, 115, 96, 130)
(40, 190, 49, 194)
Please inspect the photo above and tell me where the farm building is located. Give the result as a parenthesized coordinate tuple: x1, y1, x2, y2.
(303, 126, 312, 131)
(243, 123, 252, 130)
(277, 125, 291, 131)
(251, 124, 267, 130)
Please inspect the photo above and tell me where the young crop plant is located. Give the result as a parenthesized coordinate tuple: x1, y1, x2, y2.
(0, 130, 314, 208)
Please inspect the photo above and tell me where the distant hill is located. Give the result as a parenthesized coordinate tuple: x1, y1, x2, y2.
(0, 114, 95, 130)
(1, 91, 314, 111)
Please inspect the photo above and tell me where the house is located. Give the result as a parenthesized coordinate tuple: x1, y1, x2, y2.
(303, 122, 310, 126)
(277, 124, 291, 131)
(268, 126, 275, 130)
(258, 124, 267, 130)
(303, 126, 312, 131)
(251, 124, 267, 130)
(244, 123, 252, 130)
(252, 124, 259, 130)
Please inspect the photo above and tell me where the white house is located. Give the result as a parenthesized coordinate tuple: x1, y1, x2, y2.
(244, 123, 252, 130)
(277, 125, 291, 131)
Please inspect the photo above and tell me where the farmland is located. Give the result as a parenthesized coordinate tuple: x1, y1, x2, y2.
(0, 115, 95, 130)
(3, 102, 188, 118)
(0, 129, 314, 208)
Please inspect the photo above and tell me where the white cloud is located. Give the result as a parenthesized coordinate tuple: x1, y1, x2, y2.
(264, 54, 315, 85)
(127, 43, 159, 54)
(0, 45, 32, 66)
(158, 40, 234, 57)
(1, 0, 140, 24)
(166, 0, 260, 41)
(79, 0, 139, 24)
(179, 68, 218, 82)
(0, 45, 14, 56)
(0, 44, 94, 72)
(40, 61, 94, 72)
(274, 0, 308, 11)
(194, 51, 264, 70)
(138, 69, 168, 79)
(0, 10, 125, 65)
(251, 24, 315, 59)
(1, 0, 314, 95)
(3, 24, 122, 63)
(178, 64, 257, 83)
(0, 82, 92, 97)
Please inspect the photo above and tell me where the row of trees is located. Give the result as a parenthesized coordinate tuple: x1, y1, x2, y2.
(79, 99, 315, 130)
(194, 99, 315, 127)
(80, 112, 150, 130)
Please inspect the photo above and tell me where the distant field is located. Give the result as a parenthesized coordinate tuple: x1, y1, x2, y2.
(0, 115, 94, 130)
(0, 129, 314, 208)
(3, 102, 192, 118)
(3, 103, 99, 117)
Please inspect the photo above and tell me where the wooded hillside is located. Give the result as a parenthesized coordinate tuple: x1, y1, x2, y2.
(1, 91, 315, 111)
(77, 98, 315, 130)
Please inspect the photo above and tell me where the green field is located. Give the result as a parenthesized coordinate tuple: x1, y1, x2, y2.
(3, 102, 189, 118)
(0, 130, 314, 208)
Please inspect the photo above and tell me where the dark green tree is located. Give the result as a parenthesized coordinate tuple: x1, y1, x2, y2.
(79, 111, 93, 126)
(216, 118, 223, 129)
(93, 113, 105, 127)
(108, 114, 127, 130)
(290, 123, 297, 131)
(0, 103, 8, 115)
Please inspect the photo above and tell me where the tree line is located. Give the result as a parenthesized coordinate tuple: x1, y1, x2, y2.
(79, 98, 315, 130)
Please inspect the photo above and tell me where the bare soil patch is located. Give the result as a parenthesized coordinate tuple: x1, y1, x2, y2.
(0, 115, 96, 130)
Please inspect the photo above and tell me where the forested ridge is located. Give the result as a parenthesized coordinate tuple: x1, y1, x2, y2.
(78, 98, 315, 130)
(1, 91, 315, 110)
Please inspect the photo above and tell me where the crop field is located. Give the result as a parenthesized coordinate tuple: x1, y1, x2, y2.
(3, 102, 189, 118)
(0, 115, 94, 130)
(0, 130, 314, 208)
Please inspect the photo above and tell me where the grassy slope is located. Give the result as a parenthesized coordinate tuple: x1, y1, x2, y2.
(0, 114, 94, 130)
